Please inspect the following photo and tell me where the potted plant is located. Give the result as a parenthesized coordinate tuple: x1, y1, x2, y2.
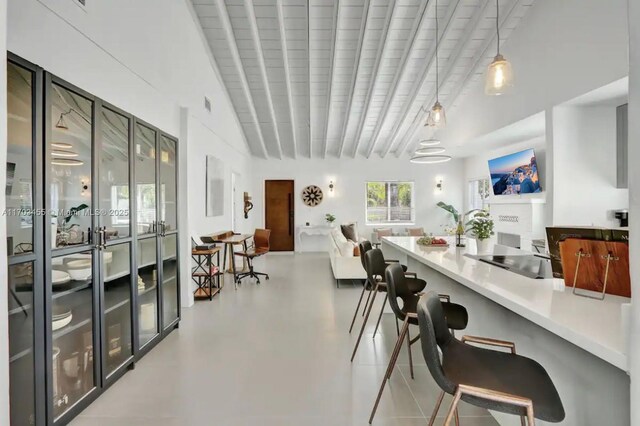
(437, 202, 466, 247)
(466, 210, 494, 253)
(325, 213, 336, 226)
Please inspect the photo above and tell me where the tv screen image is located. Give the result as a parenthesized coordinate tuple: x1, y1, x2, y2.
(488, 148, 541, 195)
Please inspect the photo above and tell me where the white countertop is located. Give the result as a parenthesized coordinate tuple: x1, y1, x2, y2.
(382, 236, 630, 371)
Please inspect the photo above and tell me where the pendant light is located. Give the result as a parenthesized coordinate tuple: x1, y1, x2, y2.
(485, 0, 513, 95)
(414, 146, 446, 155)
(410, 154, 452, 164)
(426, 0, 446, 128)
(419, 137, 441, 147)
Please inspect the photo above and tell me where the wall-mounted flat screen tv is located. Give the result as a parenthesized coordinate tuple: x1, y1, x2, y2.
(488, 148, 542, 195)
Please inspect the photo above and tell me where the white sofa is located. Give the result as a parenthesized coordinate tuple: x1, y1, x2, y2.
(328, 228, 366, 286)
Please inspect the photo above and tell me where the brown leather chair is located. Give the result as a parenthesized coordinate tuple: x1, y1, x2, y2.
(234, 229, 270, 285)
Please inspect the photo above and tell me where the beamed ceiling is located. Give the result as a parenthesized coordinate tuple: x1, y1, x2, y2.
(191, 0, 534, 159)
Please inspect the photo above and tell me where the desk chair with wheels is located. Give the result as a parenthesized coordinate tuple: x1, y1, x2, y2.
(417, 292, 565, 426)
(234, 229, 271, 285)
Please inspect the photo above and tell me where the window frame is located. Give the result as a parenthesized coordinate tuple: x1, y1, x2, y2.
(365, 180, 416, 226)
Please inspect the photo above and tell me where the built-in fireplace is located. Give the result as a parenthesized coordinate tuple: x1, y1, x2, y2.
(488, 199, 546, 251)
(497, 232, 521, 249)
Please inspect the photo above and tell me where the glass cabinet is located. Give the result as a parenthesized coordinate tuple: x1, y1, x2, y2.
(5, 54, 180, 426)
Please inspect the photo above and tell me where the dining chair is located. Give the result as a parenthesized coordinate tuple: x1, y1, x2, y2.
(368, 264, 468, 424)
(417, 292, 565, 426)
(350, 249, 426, 362)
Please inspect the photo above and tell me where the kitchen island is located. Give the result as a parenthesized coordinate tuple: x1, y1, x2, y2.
(382, 236, 630, 426)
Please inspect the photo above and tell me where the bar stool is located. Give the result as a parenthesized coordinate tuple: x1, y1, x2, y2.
(416, 292, 565, 426)
(368, 263, 468, 424)
(350, 249, 425, 362)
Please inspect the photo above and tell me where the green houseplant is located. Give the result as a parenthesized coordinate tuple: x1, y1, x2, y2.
(466, 210, 494, 253)
(325, 213, 336, 226)
(437, 202, 467, 247)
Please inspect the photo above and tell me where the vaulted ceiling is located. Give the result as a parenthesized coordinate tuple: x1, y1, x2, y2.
(191, 0, 534, 159)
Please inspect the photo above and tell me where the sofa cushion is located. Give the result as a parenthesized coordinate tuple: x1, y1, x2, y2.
(341, 223, 358, 242)
(406, 227, 425, 236)
(375, 228, 393, 238)
(332, 229, 355, 257)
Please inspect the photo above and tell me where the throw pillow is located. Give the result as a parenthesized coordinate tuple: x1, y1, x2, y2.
(406, 227, 425, 237)
(341, 223, 358, 242)
(375, 228, 393, 238)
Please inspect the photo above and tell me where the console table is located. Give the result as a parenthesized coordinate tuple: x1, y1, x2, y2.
(296, 225, 334, 251)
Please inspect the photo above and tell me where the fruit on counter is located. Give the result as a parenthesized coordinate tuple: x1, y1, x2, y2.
(417, 236, 448, 246)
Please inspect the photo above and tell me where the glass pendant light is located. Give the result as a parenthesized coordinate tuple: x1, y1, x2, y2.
(426, 0, 446, 128)
(485, 0, 513, 95)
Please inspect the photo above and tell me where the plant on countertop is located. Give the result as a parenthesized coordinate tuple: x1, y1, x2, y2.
(437, 202, 467, 236)
(465, 210, 494, 241)
(325, 213, 336, 224)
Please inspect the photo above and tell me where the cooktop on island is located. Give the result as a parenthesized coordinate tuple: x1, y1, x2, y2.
(467, 254, 553, 279)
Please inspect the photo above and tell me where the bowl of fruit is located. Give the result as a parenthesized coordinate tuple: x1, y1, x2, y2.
(417, 236, 449, 247)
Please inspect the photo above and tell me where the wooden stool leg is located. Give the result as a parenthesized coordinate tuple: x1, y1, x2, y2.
(406, 325, 414, 379)
(372, 294, 388, 338)
(351, 285, 379, 362)
(349, 284, 369, 333)
(427, 391, 445, 426)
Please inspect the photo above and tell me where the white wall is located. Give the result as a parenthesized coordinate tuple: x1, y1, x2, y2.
(7, 0, 254, 310)
(552, 105, 628, 228)
(251, 158, 464, 251)
(419, 0, 629, 153)
(627, 1, 639, 424)
(1, 0, 9, 423)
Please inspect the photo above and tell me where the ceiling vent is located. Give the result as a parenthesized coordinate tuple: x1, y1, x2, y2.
(204, 96, 212, 113)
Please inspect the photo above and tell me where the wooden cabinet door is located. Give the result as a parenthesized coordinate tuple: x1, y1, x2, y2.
(265, 180, 294, 251)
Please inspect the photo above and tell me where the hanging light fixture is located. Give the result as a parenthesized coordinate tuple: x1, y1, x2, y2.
(426, 0, 446, 128)
(410, 154, 452, 164)
(419, 137, 441, 147)
(415, 146, 446, 155)
(51, 158, 84, 166)
(55, 113, 69, 130)
(485, 0, 513, 95)
(52, 149, 79, 158)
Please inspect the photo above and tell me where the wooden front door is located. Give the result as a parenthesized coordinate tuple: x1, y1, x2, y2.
(265, 180, 295, 251)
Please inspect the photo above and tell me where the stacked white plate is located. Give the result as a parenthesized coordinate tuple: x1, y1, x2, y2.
(52, 270, 71, 287)
(52, 305, 72, 331)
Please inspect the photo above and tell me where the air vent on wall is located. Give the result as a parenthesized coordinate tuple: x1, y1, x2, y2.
(204, 96, 212, 113)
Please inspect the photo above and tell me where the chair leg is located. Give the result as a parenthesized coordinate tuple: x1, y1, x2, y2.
(526, 407, 536, 426)
(406, 324, 414, 380)
(444, 388, 463, 426)
(363, 287, 372, 316)
(351, 286, 379, 362)
(372, 293, 388, 339)
(454, 408, 460, 426)
(349, 284, 369, 333)
(521, 417, 527, 426)
(368, 318, 410, 424)
(427, 391, 445, 426)
(395, 318, 400, 336)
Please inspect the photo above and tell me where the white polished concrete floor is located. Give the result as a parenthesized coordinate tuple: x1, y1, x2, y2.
(71, 253, 498, 426)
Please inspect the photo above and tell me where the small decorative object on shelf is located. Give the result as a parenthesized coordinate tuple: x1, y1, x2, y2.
(466, 210, 494, 253)
(325, 213, 336, 226)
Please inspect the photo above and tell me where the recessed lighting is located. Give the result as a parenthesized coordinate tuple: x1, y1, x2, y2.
(419, 138, 441, 147)
(52, 142, 73, 149)
(52, 150, 79, 158)
(410, 155, 452, 164)
(415, 147, 446, 155)
(52, 158, 84, 166)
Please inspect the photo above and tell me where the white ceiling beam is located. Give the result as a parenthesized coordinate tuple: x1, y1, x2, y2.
(307, 1, 312, 158)
(245, 0, 284, 160)
(214, 0, 269, 159)
(363, 0, 435, 159)
(276, 0, 298, 159)
(378, 0, 462, 158)
(350, 0, 397, 158)
(322, 0, 340, 159)
(336, 0, 372, 158)
(395, 0, 522, 157)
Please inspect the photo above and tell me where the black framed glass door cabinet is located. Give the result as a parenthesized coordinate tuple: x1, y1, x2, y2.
(5, 53, 180, 425)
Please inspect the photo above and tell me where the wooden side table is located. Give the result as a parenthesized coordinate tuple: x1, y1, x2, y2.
(192, 246, 222, 300)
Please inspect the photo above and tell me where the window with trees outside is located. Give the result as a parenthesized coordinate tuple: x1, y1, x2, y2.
(468, 178, 490, 211)
(366, 181, 415, 224)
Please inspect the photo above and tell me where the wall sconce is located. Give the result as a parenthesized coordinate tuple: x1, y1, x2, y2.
(81, 180, 89, 196)
(243, 192, 253, 219)
(329, 181, 334, 193)
(436, 179, 443, 192)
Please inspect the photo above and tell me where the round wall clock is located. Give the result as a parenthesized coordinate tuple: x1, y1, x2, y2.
(301, 185, 324, 207)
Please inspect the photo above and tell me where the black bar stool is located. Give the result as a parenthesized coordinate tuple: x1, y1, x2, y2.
(368, 263, 468, 424)
(416, 292, 565, 426)
(351, 249, 425, 362)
